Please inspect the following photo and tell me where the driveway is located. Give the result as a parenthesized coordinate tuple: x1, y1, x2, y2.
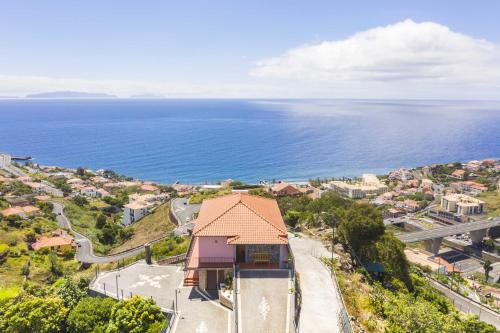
(90, 261, 184, 311)
(173, 287, 231, 333)
(289, 234, 343, 333)
(238, 269, 291, 333)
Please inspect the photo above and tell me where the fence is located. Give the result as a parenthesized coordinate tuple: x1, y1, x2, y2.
(159, 303, 177, 333)
(233, 264, 239, 333)
(293, 271, 302, 332)
(316, 244, 353, 333)
(157, 253, 187, 265)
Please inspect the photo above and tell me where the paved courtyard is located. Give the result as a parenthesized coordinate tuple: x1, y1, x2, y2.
(173, 287, 231, 333)
(90, 261, 184, 311)
(238, 269, 291, 333)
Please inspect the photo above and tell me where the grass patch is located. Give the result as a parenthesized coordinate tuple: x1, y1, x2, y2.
(479, 191, 500, 218)
(110, 203, 176, 254)
(189, 188, 232, 204)
(0, 286, 20, 300)
(152, 236, 190, 261)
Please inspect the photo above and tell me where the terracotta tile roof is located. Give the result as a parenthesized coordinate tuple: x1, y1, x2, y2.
(1, 205, 40, 216)
(1, 207, 24, 216)
(193, 193, 288, 244)
(141, 184, 159, 192)
(32, 233, 74, 250)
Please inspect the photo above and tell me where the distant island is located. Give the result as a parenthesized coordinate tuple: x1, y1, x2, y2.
(26, 91, 116, 99)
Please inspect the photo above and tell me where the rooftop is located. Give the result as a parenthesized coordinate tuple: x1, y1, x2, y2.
(193, 193, 288, 244)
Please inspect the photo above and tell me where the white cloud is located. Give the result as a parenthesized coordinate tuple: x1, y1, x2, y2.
(251, 19, 500, 87)
(1, 20, 500, 99)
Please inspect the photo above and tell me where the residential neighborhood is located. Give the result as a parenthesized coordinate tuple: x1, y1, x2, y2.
(1, 152, 500, 332)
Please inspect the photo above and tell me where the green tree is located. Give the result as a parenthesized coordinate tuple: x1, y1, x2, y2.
(483, 260, 493, 281)
(67, 297, 116, 333)
(99, 225, 117, 245)
(48, 252, 63, 277)
(284, 210, 301, 228)
(36, 201, 54, 216)
(96, 214, 107, 229)
(375, 234, 412, 289)
(337, 203, 385, 255)
(0, 295, 68, 333)
(72, 196, 88, 207)
(56, 277, 88, 309)
(76, 167, 85, 177)
(6, 215, 22, 228)
(105, 296, 166, 333)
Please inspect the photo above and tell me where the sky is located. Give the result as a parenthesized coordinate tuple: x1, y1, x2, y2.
(1, 0, 500, 99)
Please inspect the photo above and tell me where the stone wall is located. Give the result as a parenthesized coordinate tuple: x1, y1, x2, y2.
(245, 245, 280, 263)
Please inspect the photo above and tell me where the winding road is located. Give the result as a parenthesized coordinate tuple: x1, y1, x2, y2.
(53, 202, 149, 264)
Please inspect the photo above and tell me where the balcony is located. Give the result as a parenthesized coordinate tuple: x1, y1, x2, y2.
(186, 256, 234, 269)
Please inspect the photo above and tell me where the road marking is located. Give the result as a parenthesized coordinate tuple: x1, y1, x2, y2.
(129, 273, 170, 289)
(195, 321, 208, 333)
(258, 296, 271, 321)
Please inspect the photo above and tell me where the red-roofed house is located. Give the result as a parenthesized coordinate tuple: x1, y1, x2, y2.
(451, 169, 466, 180)
(32, 229, 74, 252)
(1, 205, 40, 218)
(268, 181, 302, 196)
(184, 193, 289, 289)
(140, 184, 160, 194)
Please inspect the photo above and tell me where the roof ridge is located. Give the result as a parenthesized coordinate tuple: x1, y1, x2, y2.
(193, 193, 243, 235)
(239, 200, 287, 235)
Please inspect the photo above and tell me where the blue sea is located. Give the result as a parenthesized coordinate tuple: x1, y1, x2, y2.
(0, 99, 499, 183)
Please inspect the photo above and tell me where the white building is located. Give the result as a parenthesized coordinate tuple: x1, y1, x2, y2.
(330, 174, 387, 199)
(122, 201, 154, 226)
(441, 194, 485, 216)
(0, 153, 12, 168)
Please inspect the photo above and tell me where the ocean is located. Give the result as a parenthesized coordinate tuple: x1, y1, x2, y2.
(0, 99, 499, 183)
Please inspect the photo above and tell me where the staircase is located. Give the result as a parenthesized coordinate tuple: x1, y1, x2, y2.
(183, 270, 199, 286)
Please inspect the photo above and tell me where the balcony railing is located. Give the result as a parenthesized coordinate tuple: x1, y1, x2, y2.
(186, 256, 234, 269)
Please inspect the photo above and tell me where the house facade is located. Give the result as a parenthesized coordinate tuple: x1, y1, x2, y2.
(184, 193, 289, 290)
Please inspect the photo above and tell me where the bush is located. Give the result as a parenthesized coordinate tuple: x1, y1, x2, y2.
(56, 277, 88, 309)
(0, 295, 68, 333)
(67, 297, 115, 333)
(72, 196, 88, 207)
(106, 296, 166, 333)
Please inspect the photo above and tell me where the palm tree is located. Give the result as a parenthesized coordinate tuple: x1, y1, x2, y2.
(483, 260, 493, 282)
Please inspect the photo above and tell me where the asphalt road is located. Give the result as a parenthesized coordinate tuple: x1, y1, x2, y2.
(429, 278, 500, 328)
(171, 198, 201, 234)
(53, 202, 148, 264)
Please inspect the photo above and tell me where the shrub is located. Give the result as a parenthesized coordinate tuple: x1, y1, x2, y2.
(67, 297, 116, 333)
(106, 296, 166, 333)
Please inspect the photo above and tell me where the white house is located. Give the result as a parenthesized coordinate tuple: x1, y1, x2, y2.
(0, 153, 12, 168)
(122, 201, 154, 226)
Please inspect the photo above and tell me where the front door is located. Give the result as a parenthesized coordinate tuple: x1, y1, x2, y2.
(207, 270, 217, 290)
(236, 245, 246, 263)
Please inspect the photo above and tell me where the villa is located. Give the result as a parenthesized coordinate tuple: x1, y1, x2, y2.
(268, 181, 302, 196)
(32, 229, 74, 252)
(184, 193, 289, 290)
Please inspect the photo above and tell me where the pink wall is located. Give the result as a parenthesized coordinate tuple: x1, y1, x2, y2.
(194, 236, 233, 258)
